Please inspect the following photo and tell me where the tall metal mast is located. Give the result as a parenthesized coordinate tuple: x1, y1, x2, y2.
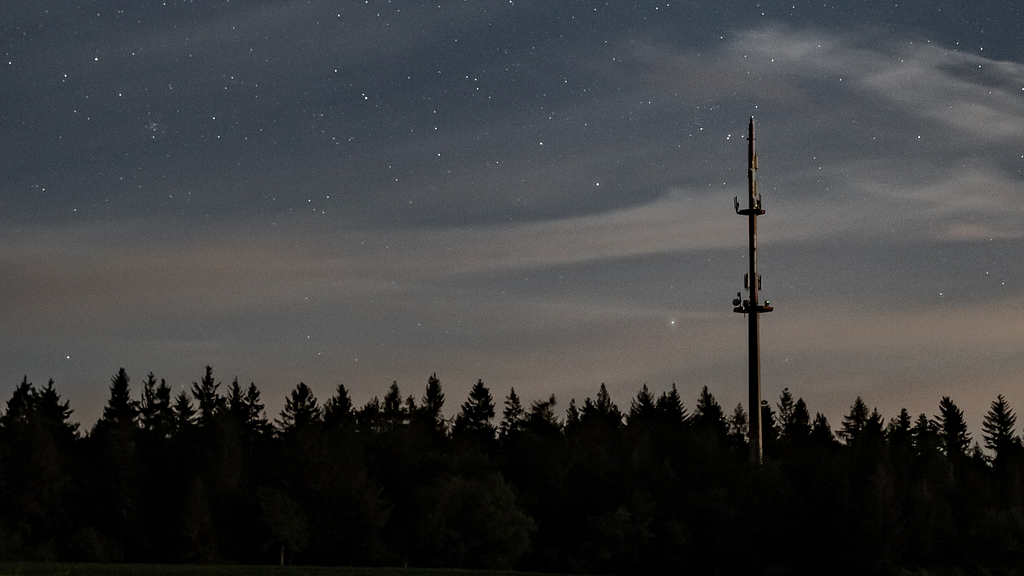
(732, 117, 773, 465)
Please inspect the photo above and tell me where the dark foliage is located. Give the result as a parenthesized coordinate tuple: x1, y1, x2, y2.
(0, 372, 1022, 575)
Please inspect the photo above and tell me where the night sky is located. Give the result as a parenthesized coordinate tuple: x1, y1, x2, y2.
(3, 0, 1023, 434)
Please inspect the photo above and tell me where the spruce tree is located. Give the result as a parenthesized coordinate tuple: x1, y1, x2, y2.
(627, 384, 657, 425)
(139, 372, 173, 438)
(500, 387, 525, 438)
(454, 379, 496, 436)
(277, 382, 322, 434)
(655, 383, 688, 424)
(96, 368, 138, 432)
(692, 385, 728, 439)
(323, 384, 356, 429)
(173, 391, 197, 433)
(840, 396, 870, 444)
(935, 396, 970, 459)
(191, 366, 225, 425)
(981, 394, 1018, 459)
(420, 373, 446, 433)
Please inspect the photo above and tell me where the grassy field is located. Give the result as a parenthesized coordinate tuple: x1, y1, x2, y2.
(0, 564, 548, 576)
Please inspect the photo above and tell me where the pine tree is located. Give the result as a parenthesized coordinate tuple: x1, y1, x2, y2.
(527, 395, 559, 430)
(324, 384, 356, 429)
(981, 394, 1018, 460)
(35, 379, 79, 442)
(728, 403, 749, 448)
(0, 376, 34, 427)
(911, 412, 940, 459)
(776, 387, 796, 431)
(383, 381, 404, 424)
(581, 383, 623, 427)
(935, 396, 970, 459)
(886, 407, 913, 446)
(692, 385, 728, 439)
(0, 378, 77, 557)
(191, 366, 225, 425)
(840, 396, 870, 444)
(810, 412, 837, 448)
(357, 397, 382, 432)
(655, 384, 688, 424)
(500, 387, 525, 438)
(787, 398, 812, 439)
(627, 384, 657, 425)
(96, 368, 138, 431)
(565, 398, 581, 432)
(420, 373, 446, 433)
(173, 391, 197, 433)
(277, 382, 322, 434)
(139, 372, 173, 438)
(243, 382, 271, 436)
(453, 379, 496, 436)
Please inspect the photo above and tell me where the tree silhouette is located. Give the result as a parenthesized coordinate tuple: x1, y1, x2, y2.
(655, 384, 688, 424)
(191, 366, 225, 425)
(841, 396, 870, 444)
(277, 382, 322, 435)
(981, 394, 1018, 460)
(172, 391, 197, 433)
(935, 396, 970, 460)
(139, 373, 174, 438)
(419, 373, 446, 434)
(5, 372, 1024, 573)
(627, 384, 657, 425)
(323, 384, 356, 429)
(94, 368, 138, 434)
(453, 379, 496, 438)
(582, 383, 623, 428)
(500, 387, 525, 438)
(691, 385, 728, 444)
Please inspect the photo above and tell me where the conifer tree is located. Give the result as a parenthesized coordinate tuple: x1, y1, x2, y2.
(357, 397, 382, 432)
(627, 384, 657, 425)
(935, 396, 970, 459)
(420, 373, 446, 433)
(840, 396, 870, 444)
(35, 379, 79, 442)
(323, 384, 356, 429)
(191, 366, 225, 425)
(173, 391, 197, 433)
(383, 381, 404, 424)
(981, 394, 1018, 459)
(500, 387, 525, 438)
(454, 379, 496, 436)
(139, 372, 173, 437)
(0, 376, 34, 427)
(692, 385, 728, 439)
(95, 368, 138, 433)
(810, 412, 837, 448)
(528, 395, 559, 430)
(727, 403, 749, 448)
(565, 398, 581, 432)
(776, 387, 796, 431)
(581, 383, 623, 427)
(886, 407, 913, 446)
(277, 382, 322, 434)
(911, 413, 940, 459)
(655, 384, 688, 424)
(787, 398, 812, 439)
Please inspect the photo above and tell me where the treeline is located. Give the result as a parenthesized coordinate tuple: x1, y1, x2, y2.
(1, 368, 1023, 574)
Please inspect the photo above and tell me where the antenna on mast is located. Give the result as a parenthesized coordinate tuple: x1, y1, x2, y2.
(732, 117, 774, 465)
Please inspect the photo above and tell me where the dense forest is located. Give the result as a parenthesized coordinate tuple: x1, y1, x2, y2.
(1, 368, 1022, 575)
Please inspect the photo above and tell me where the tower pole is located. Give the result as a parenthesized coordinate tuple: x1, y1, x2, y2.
(732, 117, 773, 464)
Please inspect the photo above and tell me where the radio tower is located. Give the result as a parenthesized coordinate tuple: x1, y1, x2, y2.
(732, 117, 773, 465)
